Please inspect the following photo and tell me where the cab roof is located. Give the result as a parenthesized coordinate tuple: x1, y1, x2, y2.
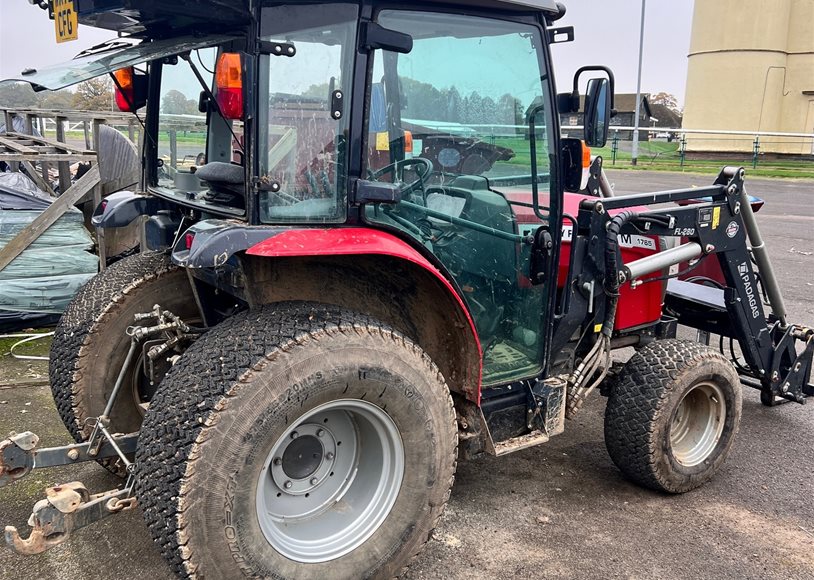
(73, 0, 563, 37)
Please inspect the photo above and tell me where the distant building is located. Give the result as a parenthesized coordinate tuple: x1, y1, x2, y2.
(560, 94, 653, 141)
(683, 0, 814, 156)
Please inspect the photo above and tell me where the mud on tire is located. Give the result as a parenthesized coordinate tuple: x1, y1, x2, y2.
(49, 251, 196, 474)
(135, 302, 458, 580)
(604, 339, 742, 494)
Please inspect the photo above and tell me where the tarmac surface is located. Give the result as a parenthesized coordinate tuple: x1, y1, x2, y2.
(1, 170, 813, 579)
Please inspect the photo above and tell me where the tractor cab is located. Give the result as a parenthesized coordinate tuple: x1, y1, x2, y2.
(10, 0, 613, 387)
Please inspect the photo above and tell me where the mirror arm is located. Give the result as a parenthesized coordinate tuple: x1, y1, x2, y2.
(571, 65, 615, 109)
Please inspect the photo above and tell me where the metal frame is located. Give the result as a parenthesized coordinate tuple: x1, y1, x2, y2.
(570, 166, 813, 404)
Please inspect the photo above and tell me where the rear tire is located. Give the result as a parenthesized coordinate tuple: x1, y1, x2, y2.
(49, 251, 197, 474)
(604, 339, 742, 493)
(135, 302, 457, 580)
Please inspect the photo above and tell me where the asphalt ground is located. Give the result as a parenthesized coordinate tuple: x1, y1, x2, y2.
(1, 170, 813, 579)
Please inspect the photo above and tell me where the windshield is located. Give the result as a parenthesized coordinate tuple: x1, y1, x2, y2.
(366, 11, 551, 194)
(257, 4, 358, 224)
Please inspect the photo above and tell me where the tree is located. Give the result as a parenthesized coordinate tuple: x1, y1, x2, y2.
(72, 77, 113, 111)
(0, 82, 42, 108)
(162, 89, 198, 114)
(650, 92, 682, 115)
(39, 89, 74, 110)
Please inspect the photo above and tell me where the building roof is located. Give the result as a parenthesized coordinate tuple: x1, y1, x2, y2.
(570, 93, 653, 117)
(613, 94, 652, 117)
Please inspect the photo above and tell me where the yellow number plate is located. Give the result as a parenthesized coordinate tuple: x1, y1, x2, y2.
(54, 0, 78, 43)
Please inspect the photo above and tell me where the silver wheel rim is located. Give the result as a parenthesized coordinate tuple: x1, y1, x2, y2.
(256, 399, 405, 563)
(670, 382, 726, 467)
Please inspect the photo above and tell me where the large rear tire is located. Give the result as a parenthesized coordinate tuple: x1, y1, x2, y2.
(135, 302, 457, 579)
(49, 251, 197, 474)
(604, 339, 742, 493)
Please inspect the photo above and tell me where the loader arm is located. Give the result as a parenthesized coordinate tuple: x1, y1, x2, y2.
(571, 167, 813, 406)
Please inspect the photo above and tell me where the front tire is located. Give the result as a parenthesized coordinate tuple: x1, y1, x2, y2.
(604, 339, 742, 493)
(135, 302, 457, 579)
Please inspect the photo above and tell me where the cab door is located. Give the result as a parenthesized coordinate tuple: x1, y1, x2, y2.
(363, 8, 557, 386)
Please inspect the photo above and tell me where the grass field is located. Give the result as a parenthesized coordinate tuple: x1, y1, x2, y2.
(493, 136, 814, 180)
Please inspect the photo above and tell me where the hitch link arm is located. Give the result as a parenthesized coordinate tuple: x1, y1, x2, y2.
(0, 431, 139, 488)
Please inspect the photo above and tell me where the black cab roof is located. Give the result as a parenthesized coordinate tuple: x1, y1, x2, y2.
(74, 0, 562, 36)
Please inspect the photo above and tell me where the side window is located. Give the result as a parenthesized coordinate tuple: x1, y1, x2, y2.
(365, 11, 554, 385)
(257, 4, 358, 224)
(156, 48, 224, 186)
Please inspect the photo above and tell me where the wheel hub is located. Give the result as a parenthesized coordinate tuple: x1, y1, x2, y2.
(670, 381, 726, 467)
(257, 399, 405, 563)
(270, 425, 337, 495)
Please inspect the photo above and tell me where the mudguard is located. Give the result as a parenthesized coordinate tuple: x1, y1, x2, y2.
(173, 222, 483, 399)
(91, 191, 174, 228)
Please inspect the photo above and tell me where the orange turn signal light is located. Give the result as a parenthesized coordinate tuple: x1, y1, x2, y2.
(403, 130, 413, 155)
(215, 53, 243, 120)
(113, 67, 135, 112)
(581, 140, 592, 168)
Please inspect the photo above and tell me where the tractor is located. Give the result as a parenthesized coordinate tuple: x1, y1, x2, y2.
(0, 0, 812, 578)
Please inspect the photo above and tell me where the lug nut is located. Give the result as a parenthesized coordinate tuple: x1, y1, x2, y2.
(310, 477, 319, 485)
(284, 481, 293, 489)
(273, 457, 282, 466)
(290, 431, 299, 439)
(316, 429, 324, 437)
(326, 452, 335, 460)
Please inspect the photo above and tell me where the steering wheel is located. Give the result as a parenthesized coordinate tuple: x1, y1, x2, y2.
(368, 158, 433, 198)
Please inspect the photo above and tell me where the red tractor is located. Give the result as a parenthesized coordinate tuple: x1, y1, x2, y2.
(1, 1, 811, 578)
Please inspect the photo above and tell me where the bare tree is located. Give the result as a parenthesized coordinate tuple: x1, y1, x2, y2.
(72, 77, 113, 111)
(650, 92, 682, 115)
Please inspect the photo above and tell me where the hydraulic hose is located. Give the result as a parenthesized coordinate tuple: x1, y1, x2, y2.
(603, 210, 638, 337)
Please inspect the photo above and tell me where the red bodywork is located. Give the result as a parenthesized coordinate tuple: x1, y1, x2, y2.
(506, 191, 666, 332)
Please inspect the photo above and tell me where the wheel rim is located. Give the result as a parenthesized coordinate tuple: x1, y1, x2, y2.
(669, 381, 726, 467)
(256, 399, 405, 563)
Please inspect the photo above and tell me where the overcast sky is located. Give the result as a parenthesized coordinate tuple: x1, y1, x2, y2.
(0, 1, 695, 103)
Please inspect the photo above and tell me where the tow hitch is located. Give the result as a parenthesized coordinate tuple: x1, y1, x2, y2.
(0, 305, 202, 555)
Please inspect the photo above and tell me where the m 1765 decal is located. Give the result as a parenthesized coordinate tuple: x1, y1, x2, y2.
(560, 226, 656, 250)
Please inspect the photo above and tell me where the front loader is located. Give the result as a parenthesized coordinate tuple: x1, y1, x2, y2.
(0, 0, 811, 577)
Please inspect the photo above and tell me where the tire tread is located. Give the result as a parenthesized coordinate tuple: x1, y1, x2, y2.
(135, 302, 457, 579)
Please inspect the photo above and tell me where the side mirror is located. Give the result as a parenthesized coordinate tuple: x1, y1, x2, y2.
(584, 77, 611, 147)
(565, 66, 615, 147)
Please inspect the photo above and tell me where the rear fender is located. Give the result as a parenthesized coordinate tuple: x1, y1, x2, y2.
(175, 224, 483, 402)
